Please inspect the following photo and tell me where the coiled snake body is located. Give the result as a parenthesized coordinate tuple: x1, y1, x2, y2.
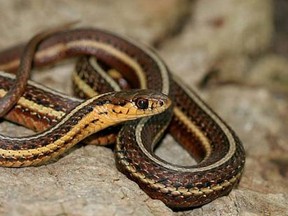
(0, 28, 245, 209)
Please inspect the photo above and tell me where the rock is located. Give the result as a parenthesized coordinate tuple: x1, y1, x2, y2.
(249, 55, 288, 93)
(0, 0, 191, 47)
(0, 0, 287, 215)
(160, 0, 273, 85)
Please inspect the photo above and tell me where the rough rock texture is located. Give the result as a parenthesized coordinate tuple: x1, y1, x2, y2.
(0, 0, 287, 215)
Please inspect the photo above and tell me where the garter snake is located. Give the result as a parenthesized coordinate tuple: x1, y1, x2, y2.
(0, 75, 170, 166)
(0, 28, 245, 209)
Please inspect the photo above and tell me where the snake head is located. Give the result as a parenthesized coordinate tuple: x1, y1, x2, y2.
(95, 89, 172, 121)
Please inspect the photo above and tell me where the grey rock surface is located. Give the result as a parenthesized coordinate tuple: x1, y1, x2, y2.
(0, 0, 287, 215)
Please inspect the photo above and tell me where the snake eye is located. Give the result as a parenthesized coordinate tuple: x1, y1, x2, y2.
(135, 98, 149, 109)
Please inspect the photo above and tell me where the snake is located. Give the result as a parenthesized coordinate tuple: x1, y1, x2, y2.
(0, 28, 245, 209)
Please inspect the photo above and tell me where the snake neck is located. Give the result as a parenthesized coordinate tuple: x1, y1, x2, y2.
(0, 98, 130, 167)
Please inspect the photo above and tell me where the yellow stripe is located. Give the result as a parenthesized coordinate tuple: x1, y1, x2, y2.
(173, 107, 211, 159)
(0, 111, 101, 164)
(72, 71, 98, 98)
(0, 89, 65, 119)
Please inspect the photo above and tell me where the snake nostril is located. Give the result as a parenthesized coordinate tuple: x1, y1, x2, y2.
(159, 100, 164, 106)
